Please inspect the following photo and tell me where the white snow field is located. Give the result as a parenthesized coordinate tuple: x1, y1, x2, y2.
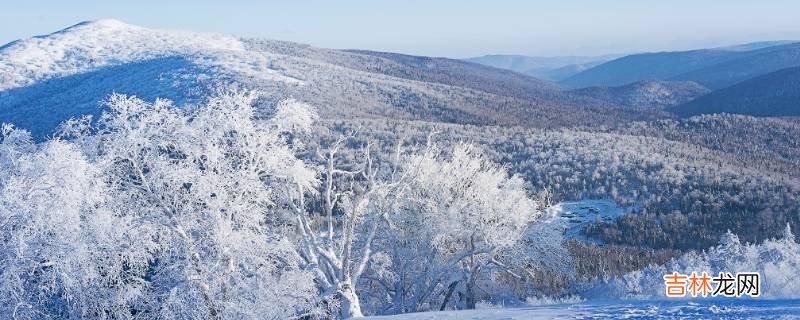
(365, 299, 800, 319)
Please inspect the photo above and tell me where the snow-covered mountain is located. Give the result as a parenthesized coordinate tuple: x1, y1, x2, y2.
(0, 19, 300, 137)
(0, 19, 658, 139)
(0, 19, 257, 91)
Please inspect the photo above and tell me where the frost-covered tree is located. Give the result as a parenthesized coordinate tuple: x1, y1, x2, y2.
(283, 132, 403, 318)
(0, 92, 322, 319)
(285, 137, 541, 316)
(83, 92, 319, 319)
(0, 125, 148, 319)
(365, 143, 540, 313)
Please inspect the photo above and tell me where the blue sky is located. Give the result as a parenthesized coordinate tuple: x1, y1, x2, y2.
(2, 0, 800, 58)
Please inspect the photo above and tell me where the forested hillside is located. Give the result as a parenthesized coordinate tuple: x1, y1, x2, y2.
(671, 66, 800, 117)
(1, 20, 799, 319)
(318, 116, 800, 250)
(573, 80, 709, 109)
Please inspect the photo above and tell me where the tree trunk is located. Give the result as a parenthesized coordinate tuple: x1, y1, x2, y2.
(338, 282, 364, 318)
(392, 280, 406, 314)
(439, 280, 458, 311)
(464, 271, 478, 310)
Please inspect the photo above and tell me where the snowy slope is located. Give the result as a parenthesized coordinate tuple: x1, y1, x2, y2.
(0, 19, 315, 90)
(0, 20, 662, 139)
(0, 19, 282, 91)
(0, 19, 303, 137)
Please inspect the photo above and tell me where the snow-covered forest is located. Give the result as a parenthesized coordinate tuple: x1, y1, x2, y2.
(2, 17, 800, 319)
(3, 92, 800, 319)
(0, 92, 546, 318)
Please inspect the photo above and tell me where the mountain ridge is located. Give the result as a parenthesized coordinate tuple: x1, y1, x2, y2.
(0, 20, 661, 139)
(464, 54, 620, 81)
(560, 41, 800, 89)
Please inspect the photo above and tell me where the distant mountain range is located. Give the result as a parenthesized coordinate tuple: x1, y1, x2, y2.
(465, 41, 800, 118)
(464, 54, 621, 81)
(715, 40, 798, 52)
(670, 66, 800, 117)
(670, 43, 800, 89)
(560, 41, 800, 89)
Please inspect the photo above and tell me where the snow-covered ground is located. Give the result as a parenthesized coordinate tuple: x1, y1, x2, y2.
(365, 299, 800, 319)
